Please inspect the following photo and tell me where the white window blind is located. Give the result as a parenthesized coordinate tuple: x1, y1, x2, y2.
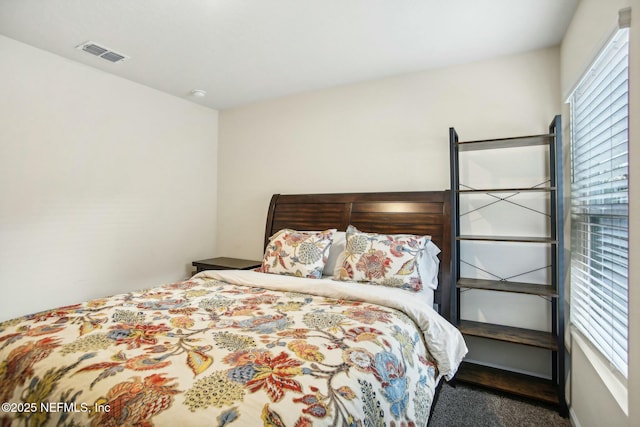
(570, 28, 629, 377)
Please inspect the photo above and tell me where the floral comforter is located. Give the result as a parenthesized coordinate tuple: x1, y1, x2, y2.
(0, 270, 466, 427)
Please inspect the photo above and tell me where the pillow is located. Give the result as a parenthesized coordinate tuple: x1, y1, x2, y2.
(261, 228, 336, 279)
(419, 240, 441, 290)
(335, 225, 428, 292)
(332, 234, 441, 288)
(323, 231, 346, 276)
(300, 230, 346, 276)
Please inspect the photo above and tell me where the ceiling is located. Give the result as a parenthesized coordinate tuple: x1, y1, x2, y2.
(0, 0, 579, 110)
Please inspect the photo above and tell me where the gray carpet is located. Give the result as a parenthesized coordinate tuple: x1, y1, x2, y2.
(429, 383, 571, 427)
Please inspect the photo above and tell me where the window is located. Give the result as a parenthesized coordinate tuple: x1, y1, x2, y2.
(569, 28, 629, 377)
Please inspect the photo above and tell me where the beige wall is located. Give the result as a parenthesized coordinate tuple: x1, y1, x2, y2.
(560, 0, 637, 425)
(0, 36, 219, 321)
(218, 47, 561, 261)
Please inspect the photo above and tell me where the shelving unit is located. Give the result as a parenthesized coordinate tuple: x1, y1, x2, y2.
(449, 116, 567, 414)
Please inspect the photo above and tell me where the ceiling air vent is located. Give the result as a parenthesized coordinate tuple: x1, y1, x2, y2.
(76, 41, 129, 63)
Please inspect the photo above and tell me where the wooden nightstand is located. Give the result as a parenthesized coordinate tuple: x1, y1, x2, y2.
(192, 257, 262, 273)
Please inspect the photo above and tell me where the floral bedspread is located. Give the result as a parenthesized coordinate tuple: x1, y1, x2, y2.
(0, 271, 464, 427)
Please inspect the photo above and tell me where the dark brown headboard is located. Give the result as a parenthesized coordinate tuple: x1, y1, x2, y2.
(264, 191, 452, 321)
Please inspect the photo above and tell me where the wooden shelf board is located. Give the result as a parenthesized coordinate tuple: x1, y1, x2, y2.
(457, 320, 558, 350)
(457, 187, 555, 193)
(457, 235, 557, 243)
(457, 134, 554, 151)
(455, 362, 559, 405)
(457, 278, 558, 297)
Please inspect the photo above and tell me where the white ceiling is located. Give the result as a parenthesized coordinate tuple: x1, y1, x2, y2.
(0, 0, 578, 110)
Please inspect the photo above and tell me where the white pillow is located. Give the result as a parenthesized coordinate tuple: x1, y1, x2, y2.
(419, 240, 441, 290)
(323, 231, 346, 275)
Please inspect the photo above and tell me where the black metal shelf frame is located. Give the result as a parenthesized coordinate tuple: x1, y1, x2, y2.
(449, 116, 567, 415)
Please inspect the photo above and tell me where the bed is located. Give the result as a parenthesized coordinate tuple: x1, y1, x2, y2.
(0, 191, 466, 427)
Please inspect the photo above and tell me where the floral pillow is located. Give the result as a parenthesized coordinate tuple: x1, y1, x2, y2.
(335, 225, 428, 292)
(261, 228, 336, 279)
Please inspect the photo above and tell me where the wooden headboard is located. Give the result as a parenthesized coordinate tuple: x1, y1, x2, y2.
(264, 191, 452, 321)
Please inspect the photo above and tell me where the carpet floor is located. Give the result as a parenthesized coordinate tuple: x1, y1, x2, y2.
(429, 382, 572, 427)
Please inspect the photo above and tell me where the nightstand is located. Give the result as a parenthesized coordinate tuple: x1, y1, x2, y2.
(192, 257, 262, 273)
